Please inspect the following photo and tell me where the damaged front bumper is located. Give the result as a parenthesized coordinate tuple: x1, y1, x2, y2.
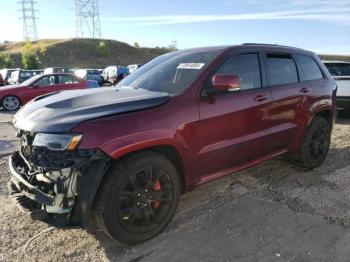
(9, 148, 110, 226)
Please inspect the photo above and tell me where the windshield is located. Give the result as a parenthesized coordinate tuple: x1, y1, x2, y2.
(117, 50, 220, 95)
(19, 74, 42, 86)
(325, 63, 350, 76)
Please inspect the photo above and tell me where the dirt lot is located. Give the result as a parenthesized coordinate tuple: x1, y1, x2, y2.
(0, 111, 350, 262)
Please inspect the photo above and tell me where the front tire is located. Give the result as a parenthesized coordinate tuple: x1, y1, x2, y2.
(95, 151, 181, 244)
(294, 116, 331, 169)
(1, 95, 20, 111)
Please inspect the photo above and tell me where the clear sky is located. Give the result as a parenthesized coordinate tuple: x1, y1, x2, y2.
(1, 0, 349, 54)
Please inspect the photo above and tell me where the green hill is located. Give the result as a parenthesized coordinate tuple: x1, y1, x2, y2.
(0, 38, 171, 69)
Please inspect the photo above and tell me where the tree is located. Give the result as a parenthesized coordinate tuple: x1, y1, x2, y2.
(134, 42, 140, 48)
(22, 40, 40, 69)
(0, 52, 14, 68)
(97, 41, 108, 56)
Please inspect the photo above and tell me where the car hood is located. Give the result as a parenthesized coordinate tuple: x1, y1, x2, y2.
(13, 87, 170, 133)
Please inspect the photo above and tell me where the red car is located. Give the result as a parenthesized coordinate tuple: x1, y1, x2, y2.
(10, 44, 336, 244)
(0, 73, 87, 111)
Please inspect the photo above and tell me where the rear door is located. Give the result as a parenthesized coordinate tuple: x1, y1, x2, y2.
(263, 52, 312, 152)
(198, 52, 273, 177)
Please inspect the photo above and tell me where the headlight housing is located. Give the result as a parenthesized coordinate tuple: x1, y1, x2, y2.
(32, 133, 83, 151)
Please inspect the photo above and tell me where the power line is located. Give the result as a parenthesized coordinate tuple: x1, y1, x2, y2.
(75, 0, 102, 39)
(18, 0, 39, 41)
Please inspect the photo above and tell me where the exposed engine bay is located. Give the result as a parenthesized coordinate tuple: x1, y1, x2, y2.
(9, 130, 110, 225)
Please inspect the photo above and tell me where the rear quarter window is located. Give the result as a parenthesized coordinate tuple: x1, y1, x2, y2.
(296, 55, 323, 81)
(266, 53, 298, 86)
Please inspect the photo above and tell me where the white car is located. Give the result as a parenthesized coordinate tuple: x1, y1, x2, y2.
(324, 61, 350, 111)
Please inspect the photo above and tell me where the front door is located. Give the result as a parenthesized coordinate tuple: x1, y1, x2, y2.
(198, 52, 273, 178)
(21, 75, 56, 103)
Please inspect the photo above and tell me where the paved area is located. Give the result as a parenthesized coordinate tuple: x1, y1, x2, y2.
(0, 110, 350, 262)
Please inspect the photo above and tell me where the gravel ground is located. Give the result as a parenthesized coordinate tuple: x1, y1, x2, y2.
(0, 111, 349, 262)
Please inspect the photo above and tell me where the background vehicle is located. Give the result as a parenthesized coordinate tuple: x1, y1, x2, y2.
(0, 73, 87, 110)
(7, 70, 41, 85)
(0, 74, 4, 86)
(74, 69, 104, 86)
(86, 79, 100, 88)
(102, 65, 129, 84)
(43, 67, 70, 74)
(0, 68, 19, 85)
(127, 64, 142, 74)
(9, 44, 336, 245)
(323, 61, 350, 111)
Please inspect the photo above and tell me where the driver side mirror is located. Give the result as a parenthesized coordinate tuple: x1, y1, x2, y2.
(212, 74, 240, 93)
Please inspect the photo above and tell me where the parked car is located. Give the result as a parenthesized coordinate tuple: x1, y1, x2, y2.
(101, 65, 116, 83)
(7, 70, 40, 85)
(43, 67, 70, 74)
(86, 79, 100, 88)
(323, 61, 350, 111)
(127, 64, 142, 74)
(0, 68, 20, 85)
(74, 69, 103, 86)
(31, 69, 44, 75)
(102, 65, 129, 84)
(0, 73, 87, 111)
(9, 44, 336, 245)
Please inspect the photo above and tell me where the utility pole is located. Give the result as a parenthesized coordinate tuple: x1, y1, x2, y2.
(18, 0, 39, 41)
(75, 0, 102, 38)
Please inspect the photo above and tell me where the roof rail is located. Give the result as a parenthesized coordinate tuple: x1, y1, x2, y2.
(242, 43, 291, 48)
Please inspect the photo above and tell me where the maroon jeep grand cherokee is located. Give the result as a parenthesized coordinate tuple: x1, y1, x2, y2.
(9, 44, 336, 244)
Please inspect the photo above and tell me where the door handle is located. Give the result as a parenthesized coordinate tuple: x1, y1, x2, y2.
(300, 87, 310, 93)
(254, 95, 268, 102)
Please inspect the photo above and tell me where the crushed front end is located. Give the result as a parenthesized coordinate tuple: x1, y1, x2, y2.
(9, 130, 110, 226)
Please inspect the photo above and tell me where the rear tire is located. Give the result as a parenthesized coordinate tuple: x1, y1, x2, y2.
(293, 116, 331, 169)
(95, 151, 180, 244)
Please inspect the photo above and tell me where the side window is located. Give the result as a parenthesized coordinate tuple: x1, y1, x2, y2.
(215, 53, 262, 90)
(58, 75, 79, 84)
(267, 53, 298, 86)
(296, 55, 323, 81)
(34, 76, 55, 86)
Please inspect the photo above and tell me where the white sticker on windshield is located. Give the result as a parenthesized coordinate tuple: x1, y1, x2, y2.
(177, 63, 205, 70)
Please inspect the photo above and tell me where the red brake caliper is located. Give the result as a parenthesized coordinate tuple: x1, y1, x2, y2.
(153, 180, 161, 209)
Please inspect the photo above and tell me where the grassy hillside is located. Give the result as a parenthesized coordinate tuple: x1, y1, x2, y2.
(0, 38, 171, 68)
(1, 39, 349, 69)
(318, 54, 350, 62)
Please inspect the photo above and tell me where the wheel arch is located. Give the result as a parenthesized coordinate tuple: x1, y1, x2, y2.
(104, 144, 187, 194)
(308, 108, 334, 129)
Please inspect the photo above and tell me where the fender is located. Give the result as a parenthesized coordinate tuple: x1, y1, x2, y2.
(99, 129, 197, 187)
(288, 98, 334, 153)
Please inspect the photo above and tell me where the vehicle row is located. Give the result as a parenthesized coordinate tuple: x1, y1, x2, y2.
(0, 64, 143, 87)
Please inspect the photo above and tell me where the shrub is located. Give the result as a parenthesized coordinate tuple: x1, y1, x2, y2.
(22, 40, 40, 69)
(0, 52, 14, 68)
(97, 41, 108, 56)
